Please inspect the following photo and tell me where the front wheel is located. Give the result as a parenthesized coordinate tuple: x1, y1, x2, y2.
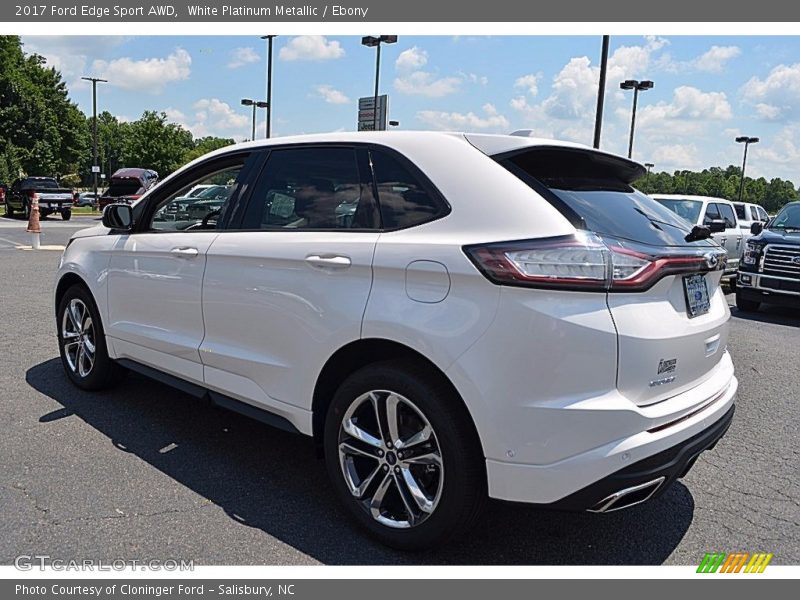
(324, 361, 486, 550)
(57, 284, 126, 390)
(4, 203, 13, 217)
(735, 290, 760, 313)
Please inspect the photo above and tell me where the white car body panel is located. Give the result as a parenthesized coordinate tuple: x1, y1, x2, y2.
(55, 131, 737, 508)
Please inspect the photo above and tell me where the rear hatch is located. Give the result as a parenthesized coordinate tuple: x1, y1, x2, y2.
(102, 178, 143, 200)
(470, 137, 730, 407)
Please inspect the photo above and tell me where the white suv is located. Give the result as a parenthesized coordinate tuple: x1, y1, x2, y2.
(55, 132, 737, 549)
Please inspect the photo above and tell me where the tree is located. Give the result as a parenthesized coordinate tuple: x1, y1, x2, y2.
(0, 35, 88, 182)
(124, 111, 194, 177)
(183, 136, 235, 164)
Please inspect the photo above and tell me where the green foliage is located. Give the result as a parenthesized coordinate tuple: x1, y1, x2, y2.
(184, 136, 235, 164)
(123, 111, 194, 178)
(0, 35, 89, 183)
(636, 166, 799, 213)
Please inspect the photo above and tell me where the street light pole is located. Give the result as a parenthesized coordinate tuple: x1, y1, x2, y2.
(241, 99, 269, 141)
(361, 35, 397, 131)
(81, 76, 108, 201)
(593, 35, 610, 149)
(261, 35, 277, 138)
(735, 136, 760, 202)
(644, 162, 654, 185)
(620, 79, 653, 159)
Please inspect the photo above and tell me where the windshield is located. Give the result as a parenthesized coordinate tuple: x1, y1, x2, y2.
(196, 185, 228, 199)
(769, 204, 800, 230)
(654, 198, 704, 224)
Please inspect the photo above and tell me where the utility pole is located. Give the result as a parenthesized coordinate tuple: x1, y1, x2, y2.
(81, 76, 107, 201)
(261, 35, 277, 138)
(735, 136, 760, 202)
(361, 36, 397, 131)
(593, 35, 610, 149)
(620, 79, 654, 159)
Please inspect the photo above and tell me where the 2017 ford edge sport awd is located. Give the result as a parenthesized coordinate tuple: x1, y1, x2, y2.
(55, 132, 736, 550)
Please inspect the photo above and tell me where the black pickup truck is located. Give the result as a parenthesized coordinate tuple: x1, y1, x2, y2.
(736, 200, 800, 312)
(5, 177, 74, 220)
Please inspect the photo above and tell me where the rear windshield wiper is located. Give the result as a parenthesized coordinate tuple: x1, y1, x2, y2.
(685, 225, 712, 242)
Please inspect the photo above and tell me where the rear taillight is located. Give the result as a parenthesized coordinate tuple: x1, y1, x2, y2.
(464, 233, 725, 292)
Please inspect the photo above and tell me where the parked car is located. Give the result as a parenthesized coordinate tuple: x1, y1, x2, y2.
(74, 192, 99, 207)
(98, 168, 158, 210)
(736, 201, 800, 312)
(6, 177, 74, 220)
(55, 132, 736, 550)
(732, 201, 769, 237)
(651, 194, 742, 281)
(154, 184, 233, 225)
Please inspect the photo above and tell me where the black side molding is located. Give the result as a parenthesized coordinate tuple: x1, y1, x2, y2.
(115, 358, 301, 435)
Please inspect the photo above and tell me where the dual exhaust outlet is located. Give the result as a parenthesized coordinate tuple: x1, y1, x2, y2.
(588, 476, 666, 513)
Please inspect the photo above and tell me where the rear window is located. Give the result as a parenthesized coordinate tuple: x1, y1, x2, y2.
(105, 180, 143, 198)
(717, 203, 737, 228)
(498, 149, 709, 247)
(734, 204, 747, 219)
(22, 178, 58, 190)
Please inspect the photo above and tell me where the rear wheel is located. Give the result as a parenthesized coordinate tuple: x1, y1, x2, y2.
(61, 208, 72, 221)
(736, 290, 760, 313)
(57, 284, 126, 390)
(324, 361, 486, 550)
(4, 203, 13, 217)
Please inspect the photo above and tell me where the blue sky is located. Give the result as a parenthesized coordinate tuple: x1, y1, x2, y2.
(20, 35, 800, 181)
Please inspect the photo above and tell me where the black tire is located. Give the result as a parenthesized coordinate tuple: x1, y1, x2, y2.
(324, 360, 487, 550)
(4, 203, 13, 218)
(61, 208, 72, 221)
(23, 201, 30, 220)
(735, 290, 760, 313)
(57, 284, 127, 390)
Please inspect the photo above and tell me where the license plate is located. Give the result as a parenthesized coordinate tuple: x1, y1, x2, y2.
(683, 274, 710, 318)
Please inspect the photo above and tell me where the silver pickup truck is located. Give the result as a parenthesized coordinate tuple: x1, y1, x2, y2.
(5, 177, 74, 220)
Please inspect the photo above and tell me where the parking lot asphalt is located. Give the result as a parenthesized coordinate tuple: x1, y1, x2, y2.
(0, 216, 798, 566)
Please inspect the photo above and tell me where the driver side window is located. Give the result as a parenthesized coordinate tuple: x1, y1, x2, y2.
(149, 166, 243, 232)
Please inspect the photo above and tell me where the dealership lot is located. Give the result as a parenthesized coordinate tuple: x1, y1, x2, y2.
(0, 216, 798, 565)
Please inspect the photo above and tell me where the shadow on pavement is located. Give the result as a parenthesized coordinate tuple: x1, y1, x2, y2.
(27, 357, 694, 565)
(729, 302, 799, 327)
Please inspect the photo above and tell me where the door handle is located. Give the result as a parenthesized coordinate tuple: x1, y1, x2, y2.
(305, 254, 352, 269)
(171, 246, 199, 257)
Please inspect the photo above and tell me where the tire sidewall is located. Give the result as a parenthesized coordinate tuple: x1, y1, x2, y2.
(57, 285, 114, 390)
(323, 362, 484, 549)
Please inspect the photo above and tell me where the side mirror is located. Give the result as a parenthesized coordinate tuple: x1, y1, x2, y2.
(750, 221, 764, 235)
(707, 219, 727, 233)
(102, 203, 133, 231)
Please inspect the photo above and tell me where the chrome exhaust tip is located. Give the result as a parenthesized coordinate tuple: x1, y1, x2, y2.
(588, 476, 666, 513)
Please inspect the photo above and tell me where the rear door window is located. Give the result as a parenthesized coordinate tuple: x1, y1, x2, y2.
(734, 204, 747, 220)
(241, 146, 380, 230)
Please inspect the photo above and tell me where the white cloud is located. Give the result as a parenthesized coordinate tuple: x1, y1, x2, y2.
(394, 71, 462, 98)
(21, 36, 130, 89)
(279, 36, 345, 61)
(416, 103, 510, 131)
(637, 86, 733, 127)
(651, 143, 702, 170)
(395, 46, 428, 71)
(461, 72, 488, 86)
(693, 46, 741, 73)
(514, 73, 542, 97)
(742, 63, 800, 121)
(313, 84, 350, 105)
(167, 98, 249, 139)
(228, 46, 260, 69)
(92, 48, 191, 94)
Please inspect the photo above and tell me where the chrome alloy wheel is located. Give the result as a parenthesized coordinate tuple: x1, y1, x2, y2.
(61, 298, 96, 378)
(338, 390, 444, 529)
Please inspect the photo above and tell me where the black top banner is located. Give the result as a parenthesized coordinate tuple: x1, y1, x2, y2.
(4, 0, 800, 22)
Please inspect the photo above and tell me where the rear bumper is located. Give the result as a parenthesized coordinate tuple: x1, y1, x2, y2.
(546, 403, 734, 511)
(484, 359, 737, 504)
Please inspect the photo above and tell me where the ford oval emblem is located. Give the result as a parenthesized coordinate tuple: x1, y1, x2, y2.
(792, 256, 800, 265)
(704, 253, 720, 269)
